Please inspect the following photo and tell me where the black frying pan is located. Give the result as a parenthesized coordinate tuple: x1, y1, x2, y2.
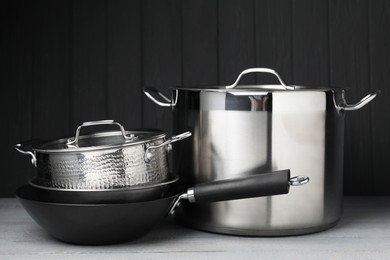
(16, 170, 304, 245)
(27, 177, 180, 204)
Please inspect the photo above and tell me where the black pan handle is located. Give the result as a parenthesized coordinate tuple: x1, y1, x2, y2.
(169, 170, 309, 215)
(188, 170, 305, 203)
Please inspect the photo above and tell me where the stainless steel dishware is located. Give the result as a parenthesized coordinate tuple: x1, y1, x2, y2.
(15, 120, 191, 189)
(144, 67, 379, 236)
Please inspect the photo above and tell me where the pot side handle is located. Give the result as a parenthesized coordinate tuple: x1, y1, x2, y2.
(338, 90, 380, 111)
(143, 87, 177, 107)
(15, 141, 38, 167)
(144, 131, 192, 162)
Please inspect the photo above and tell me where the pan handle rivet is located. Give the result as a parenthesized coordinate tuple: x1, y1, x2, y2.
(145, 152, 153, 162)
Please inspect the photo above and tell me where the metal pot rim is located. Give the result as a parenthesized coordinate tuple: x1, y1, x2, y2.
(172, 84, 346, 92)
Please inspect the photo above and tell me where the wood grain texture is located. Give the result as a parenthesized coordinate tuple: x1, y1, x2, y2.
(329, 0, 373, 195)
(107, 0, 142, 129)
(2, 0, 34, 197)
(141, 0, 182, 134)
(71, 0, 107, 130)
(219, 0, 256, 85)
(2, 0, 390, 197)
(255, 0, 293, 84)
(182, 0, 218, 86)
(292, 0, 329, 86)
(32, 0, 70, 139)
(369, 0, 390, 195)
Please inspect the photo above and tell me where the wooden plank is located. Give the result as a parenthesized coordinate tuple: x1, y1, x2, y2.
(219, 0, 256, 85)
(107, 0, 142, 129)
(292, 0, 329, 86)
(1, 0, 33, 197)
(32, 0, 70, 139)
(142, 0, 182, 134)
(254, 0, 293, 85)
(1, 0, 389, 198)
(182, 0, 218, 86)
(369, 0, 390, 195)
(71, 0, 107, 130)
(329, 0, 373, 195)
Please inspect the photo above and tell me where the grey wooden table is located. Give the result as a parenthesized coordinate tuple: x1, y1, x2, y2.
(1, 197, 390, 260)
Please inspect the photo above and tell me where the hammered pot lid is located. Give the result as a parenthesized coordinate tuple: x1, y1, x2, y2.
(33, 120, 166, 153)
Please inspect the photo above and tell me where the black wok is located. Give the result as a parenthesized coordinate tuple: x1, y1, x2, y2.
(16, 170, 305, 245)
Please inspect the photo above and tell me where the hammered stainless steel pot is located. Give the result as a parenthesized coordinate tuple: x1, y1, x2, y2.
(15, 120, 191, 190)
(144, 67, 379, 236)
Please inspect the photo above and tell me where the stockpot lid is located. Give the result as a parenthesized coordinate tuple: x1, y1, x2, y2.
(24, 120, 167, 154)
(174, 68, 342, 92)
(144, 68, 378, 110)
(174, 84, 340, 92)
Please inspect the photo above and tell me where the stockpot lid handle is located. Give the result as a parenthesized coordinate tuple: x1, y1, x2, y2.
(225, 68, 295, 90)
(66, 120, 135, 146)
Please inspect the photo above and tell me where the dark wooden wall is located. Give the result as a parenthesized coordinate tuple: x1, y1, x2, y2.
(2, 0, 389, 197)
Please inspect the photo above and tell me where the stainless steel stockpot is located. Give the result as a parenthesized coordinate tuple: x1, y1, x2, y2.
(144, 68, 379, 236)
(15, 120, 191, 190)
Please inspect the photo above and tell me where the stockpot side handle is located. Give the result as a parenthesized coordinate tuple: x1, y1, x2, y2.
(144, 131, 192, 162)
(337, 90, 380, 111)
(169, 170, 310, 215)
(66, 120, 136, 146)
(143, 87, 178, 107)
(225, 68, 295, 90)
